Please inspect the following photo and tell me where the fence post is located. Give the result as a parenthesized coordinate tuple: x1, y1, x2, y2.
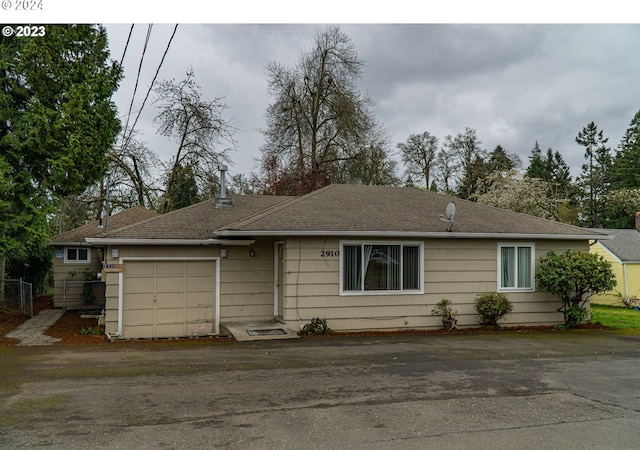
(19, 277, 23, 313)
(23, 281, 32, 317)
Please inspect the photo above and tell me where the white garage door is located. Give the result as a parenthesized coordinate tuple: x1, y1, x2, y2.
(123, 260, 216, 339)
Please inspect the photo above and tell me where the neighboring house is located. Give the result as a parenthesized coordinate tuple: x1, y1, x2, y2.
(589, 216, 640, 306)
(86, 184, 608, 340)
(50, 207, 159, 309)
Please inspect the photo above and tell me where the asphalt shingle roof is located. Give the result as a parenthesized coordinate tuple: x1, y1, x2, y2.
(591, 228, 640, 262)
(100, 195, 291, 240)
(220, 184, 602, 237)
(51, 206, 159, 243)
(85, 185, 606, 242)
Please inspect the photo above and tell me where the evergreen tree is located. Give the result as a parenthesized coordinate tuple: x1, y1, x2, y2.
(487, 145, 521, 172)
(162, 163, 201, 212)
(525, 141, 545, 179)
(539, 147, 575, 203)
(525, 142, 577, 224)
(612, 109, 640, 189)
(525, 142, 569, 188)
(575, 121, 612, 227)
(0, 24, 121, 301)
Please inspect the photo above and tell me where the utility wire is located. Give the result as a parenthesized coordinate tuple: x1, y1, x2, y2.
(120, 24, 153, 149)
(118, 24, 135, 68)
(108, 24, 134, 105)
(103, 23, 136, 219)
(122, 24, 179, 151)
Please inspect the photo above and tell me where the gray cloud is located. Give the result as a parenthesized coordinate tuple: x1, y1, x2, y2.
(106, 24, 640, 180)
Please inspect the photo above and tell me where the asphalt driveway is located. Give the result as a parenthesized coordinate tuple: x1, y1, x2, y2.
(1, 330, 640, 449)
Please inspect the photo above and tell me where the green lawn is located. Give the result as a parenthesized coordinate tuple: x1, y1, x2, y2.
(591, 303, 640, 329)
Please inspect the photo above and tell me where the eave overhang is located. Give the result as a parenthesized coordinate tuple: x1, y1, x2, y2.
(85, 238, 255, 246)
(214, 230, 612, 241)
(50, 241, 92, 247)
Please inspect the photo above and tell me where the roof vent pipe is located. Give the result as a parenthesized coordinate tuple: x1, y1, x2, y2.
(215, 164, 233, 208)
(219, 164, 227, 198)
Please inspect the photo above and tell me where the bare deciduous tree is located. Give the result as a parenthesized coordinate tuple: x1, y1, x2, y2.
(154, 69, 236, 212)
(397, 131, 438, 189)
(257, 25, 396, 194)
(108, 136, 160, 210)
(441, 127, 487, 199)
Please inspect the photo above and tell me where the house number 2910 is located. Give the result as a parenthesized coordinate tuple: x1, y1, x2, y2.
(321, 250, 339, 257)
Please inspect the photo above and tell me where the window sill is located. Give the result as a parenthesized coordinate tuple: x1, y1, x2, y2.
(340, 290, 424, 296)
(497, 288, 535, 293)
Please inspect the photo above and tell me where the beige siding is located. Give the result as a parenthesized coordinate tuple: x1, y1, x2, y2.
(103, 241, 278, 336)
(103, 271, 120, 327)
(280, 237, 586, 332)
(219, 239, 276, 322)
(52, 246, 104, 309)
(590, 242, 640, 306)
(101, 236, 591, 337)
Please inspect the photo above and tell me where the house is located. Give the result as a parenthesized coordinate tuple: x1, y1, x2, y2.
(86, 184, 608, 340)
(589, 213, 640, 306)
(50, 206, 159, 309)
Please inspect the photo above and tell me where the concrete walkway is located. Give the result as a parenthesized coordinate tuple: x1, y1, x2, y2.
(5, 309, 64, 346)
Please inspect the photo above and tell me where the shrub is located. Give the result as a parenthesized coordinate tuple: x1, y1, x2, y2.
(474, 292, 513, 327)
(536, 250, 616, 327)
(80, 326, 104, 335)
(611, 290, 640, 309)
(430, 298, 458, 321)
(564, 304, 589, 328)
(299, 317, 330, 335)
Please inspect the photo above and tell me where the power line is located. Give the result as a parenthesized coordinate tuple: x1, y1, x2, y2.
(107, 24, 134, 105)
(120, 24, 153, 149)
(118, 24, 135, 68)
(122, 24, 179, 151)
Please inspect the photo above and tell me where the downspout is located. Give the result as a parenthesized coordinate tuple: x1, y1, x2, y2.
(623, 262, 629, 300)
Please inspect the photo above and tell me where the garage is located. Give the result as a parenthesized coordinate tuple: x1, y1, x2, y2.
(122, 259, 217, 339)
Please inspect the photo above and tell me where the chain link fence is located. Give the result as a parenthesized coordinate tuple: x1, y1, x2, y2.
(1, 278, 34, 317)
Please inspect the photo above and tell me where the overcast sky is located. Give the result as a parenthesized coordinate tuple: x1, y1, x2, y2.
(101, 23, 640, 182)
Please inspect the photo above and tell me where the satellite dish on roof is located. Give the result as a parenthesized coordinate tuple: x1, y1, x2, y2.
(440, 201, 456, 232)
(446, 201, 456, 221)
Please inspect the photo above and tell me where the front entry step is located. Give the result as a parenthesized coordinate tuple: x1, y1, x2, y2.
(221, 321, 300, 341)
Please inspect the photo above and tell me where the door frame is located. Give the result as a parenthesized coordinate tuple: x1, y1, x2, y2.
(273, 241, 284, 318)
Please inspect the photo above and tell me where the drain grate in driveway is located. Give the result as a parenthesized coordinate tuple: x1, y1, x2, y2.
(247, 329, 287, 336)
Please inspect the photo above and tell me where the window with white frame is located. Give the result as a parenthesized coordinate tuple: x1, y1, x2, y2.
(65, 247, 90, 263)
(341, 241, 423, 294)
(498, 243, 534, 291)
